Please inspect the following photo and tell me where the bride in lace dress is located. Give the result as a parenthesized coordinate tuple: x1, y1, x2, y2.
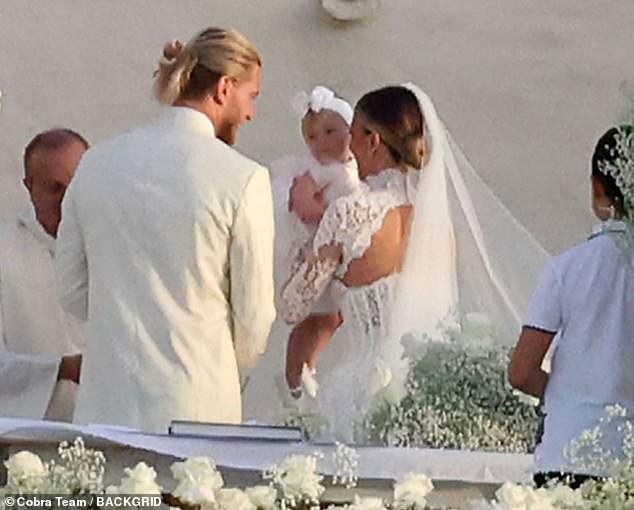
(280, 84, 548, 443)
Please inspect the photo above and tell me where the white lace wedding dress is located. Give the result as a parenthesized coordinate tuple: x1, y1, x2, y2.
(278, 83, 549, 444)
(280, 168, 418, 442)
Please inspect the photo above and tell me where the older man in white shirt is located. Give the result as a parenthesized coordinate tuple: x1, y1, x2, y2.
(56, 27, 276, 433)
(0, 129, 88, 421)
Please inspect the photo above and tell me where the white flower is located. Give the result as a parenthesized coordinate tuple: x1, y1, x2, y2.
(170, 457, 223, 505)
(547, 484, 586, 507)
(216, 488, 256, 510)
(245, 485, 277, 510)
(369, 363, 392, 396)
(272, 454, 325, 500)
(116, 462, 162, 495)
(393, 472, 434, 509)
(292, 86, 335, 118)
(332, 443, 359, 489)
(301, 363, 319, 398)
(171, 457, 221, 484)
(5, 451, 47, 480)
(5, 451, 49, 490)
(348, 495, 387, 510)
(172, 475, 217, 506)
(493, 483, 560, 510)
(495, 482, 531, 509)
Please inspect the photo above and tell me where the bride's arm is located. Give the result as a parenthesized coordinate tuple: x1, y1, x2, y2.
(279, 241, 342, 324)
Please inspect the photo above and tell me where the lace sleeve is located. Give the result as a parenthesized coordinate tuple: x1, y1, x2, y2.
(314, 191, 397, 269)
(279, 191, 392, 324)
(279, 246, 339, 324)
(279, 196, 354, 324)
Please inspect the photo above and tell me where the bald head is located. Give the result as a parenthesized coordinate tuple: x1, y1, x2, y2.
(23, 128, 89, 237)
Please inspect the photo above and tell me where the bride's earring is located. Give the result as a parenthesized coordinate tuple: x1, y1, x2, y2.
(609, 204, 616, 220)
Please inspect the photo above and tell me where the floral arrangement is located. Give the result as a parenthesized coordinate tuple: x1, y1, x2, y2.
(0, 438, 433, 510)
(365, 314, 539, 453)
(279, 313, 539, 452)
(6, 409, 634, 510)
(598, 125, 634, 221)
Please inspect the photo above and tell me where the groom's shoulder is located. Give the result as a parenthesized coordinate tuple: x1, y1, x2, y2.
(216, 142, 266, 175)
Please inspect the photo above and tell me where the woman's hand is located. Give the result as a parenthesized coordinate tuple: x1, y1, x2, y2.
(289, 172, 328, 225)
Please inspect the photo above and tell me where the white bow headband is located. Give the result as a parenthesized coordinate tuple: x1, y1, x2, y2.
(292, 86, 354, 126)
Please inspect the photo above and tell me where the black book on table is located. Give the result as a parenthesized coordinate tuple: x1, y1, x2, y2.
(168, 420, 305, 442)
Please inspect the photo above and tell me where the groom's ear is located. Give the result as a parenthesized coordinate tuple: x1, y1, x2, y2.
(213, 75, 233, 105)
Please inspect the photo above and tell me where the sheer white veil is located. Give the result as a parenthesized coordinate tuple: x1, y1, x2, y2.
(388, 83, 549, 365)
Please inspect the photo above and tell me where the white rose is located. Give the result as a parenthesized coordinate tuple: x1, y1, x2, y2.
(245, 485, 277, 510)
(309, 86, 336, 113)
(384, 377, 407, 404)
(279, 455, 324, 500)
(172, 474, 217, 506)
(216, 488, 256, 510)
(547, 485, 586, 507)
(171, 457, 220, 483)
(369, 364, 392, 396)
(525, 491, 556, 510)
(5, 451, 48, 490)
(170, 457, 223, 505)
(393, 472, 434, 509)
(495, 482, 532, 509)
(348, 495, 387, 510)
(171, 457, 223, 492)
(301, 364, 319, 398)
(117, 462, 162, 495)
(5, 451, 47, 479)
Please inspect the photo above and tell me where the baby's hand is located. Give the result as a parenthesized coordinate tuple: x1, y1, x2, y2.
(289, 172, 328, 225)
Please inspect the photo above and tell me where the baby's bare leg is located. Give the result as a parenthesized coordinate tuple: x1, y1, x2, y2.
(285, 312, 343, 391)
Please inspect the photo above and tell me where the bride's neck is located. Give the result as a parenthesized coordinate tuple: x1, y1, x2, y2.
(360, 152, 402, 181)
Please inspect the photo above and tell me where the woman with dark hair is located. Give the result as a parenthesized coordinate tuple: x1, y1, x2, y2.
(279, 83, 547, 442)
(509, 125, 634, 487)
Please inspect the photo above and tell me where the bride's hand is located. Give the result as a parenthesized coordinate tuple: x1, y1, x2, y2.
(289, 172, 328, 225)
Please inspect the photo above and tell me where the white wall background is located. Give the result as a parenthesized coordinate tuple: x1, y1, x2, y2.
(1, 0, 633, 253)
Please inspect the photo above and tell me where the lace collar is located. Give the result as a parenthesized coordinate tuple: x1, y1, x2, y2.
(364, 168, 404, 191)
(364, 167, 419, 204)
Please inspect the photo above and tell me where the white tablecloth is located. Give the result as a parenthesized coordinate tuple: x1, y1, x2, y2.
(0, 417, 533, 484)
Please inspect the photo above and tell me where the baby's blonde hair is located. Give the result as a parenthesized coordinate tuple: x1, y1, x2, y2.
(154, 27, 261, 105)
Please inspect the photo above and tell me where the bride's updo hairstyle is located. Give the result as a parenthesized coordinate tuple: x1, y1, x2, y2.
(355, 86, 425, 169)
(154, 27, 261, 105)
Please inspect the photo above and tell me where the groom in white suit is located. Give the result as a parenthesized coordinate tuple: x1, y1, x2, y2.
(56, 27, 276, 433)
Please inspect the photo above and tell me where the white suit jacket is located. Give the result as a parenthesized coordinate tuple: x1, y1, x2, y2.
(56, 107, 276, 433)
(0, 209, 84, 421)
